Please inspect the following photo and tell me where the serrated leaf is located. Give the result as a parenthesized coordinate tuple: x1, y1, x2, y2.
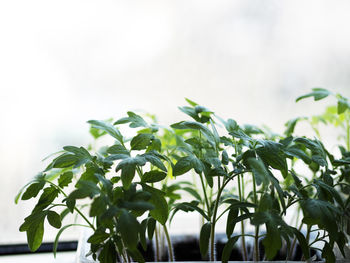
(87, 120, 123, 143)
(171, 121, 215, 146)
(141, 170, 167, 183)
(247, 157, 269, 186)
(21, 181, 45, 200)
(47, 211, 62, 229)
(116, 156, 146, 189)
(173, 155, 203, 176)
(107, 144, 129, 155)
(88, 231, 110, 244)
(119, 210, 140, 249)
(20, 211, 46, 252)
(296, 88, 331, 102)
(141, 152, 167, 172)
(322, 241, 335, 263)
(142, 185, 168, 225)
(114, 111, 148, 128)
(256, 140, 288, 177)
(90, 196, 107, 217)
(98, 240, 117, 263)
(131, 133, 153, 150)
(337, 98, 350, 114)
(58, 172, 73, 188)
(222, 150, 229, 165)
(199, 222, 211, 258)
(52, 153, 78, 168)
(33, 186, 59, 212)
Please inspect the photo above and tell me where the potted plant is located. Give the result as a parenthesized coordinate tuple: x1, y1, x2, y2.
(16, 89, 350, 263)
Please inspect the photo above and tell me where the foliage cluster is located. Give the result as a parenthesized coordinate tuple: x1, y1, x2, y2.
(16, 88, 350, 263)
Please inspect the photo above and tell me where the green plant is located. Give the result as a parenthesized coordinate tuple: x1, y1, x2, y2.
(16, 113, 174, 263)
(16, 90, 350, 263)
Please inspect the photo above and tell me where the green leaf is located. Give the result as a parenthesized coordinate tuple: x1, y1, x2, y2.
(119, 210, 140, 249)
(284, 117, 302, 136)
(222, 150, 229, 165)
(247, 157, 269, 186)
(199, 222, 211, 258)
(21, 181, 45, 200)
(141, 171, 167, 183)
(116, 156, 146, 189)
(294, 137, 327, 167)
(121, 201, 154, 212)
(171, 201, 210, 222)
(98, 240, 117, 263)
(33, 186, 59, 212)
(63, 146, 92, 167)
(20, 211, 46, 252)
(171, 121, 215, 146)
(114, 111, 148, 128)
(263, 224, 282, 260)
(222, 236, 239, 263)
(52, 153, 78, 168)
(337, 97, 350, 114)
(69, 180, 100, 200)
(322, 241, 335, 263)
(226, 207, 239, 238)
(27, 219, 44, 251)
(141, 152, 167, 172)
(90, 196, 107, 217)
(107, 144, 129, 155)
(87, 120, 123, 143)
(296, 88, 331, 102)
(173, 155, 203, 176)
(284, 146, 312, 164)
(58, 172, 73, 188)
(127, 248, 145, 263)
(142, 184, 168, 225)
(47, 211, 62, 229)
(131, 133, 153, 150)
(88, 231, 110, 244)
(147, 217, 156, 240)
(182, 187, 202, 201)
(290, 227, 310, 260)
(256, 140, 288, 177)
(140, 219, 148, 250)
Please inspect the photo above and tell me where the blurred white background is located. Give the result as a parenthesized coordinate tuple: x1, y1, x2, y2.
(1, 0, 350, 244)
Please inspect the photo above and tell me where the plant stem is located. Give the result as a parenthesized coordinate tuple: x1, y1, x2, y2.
(288, 213, 302, 260)
(252, 172, 259, 261)
(346, 116, 350, 151)
(163, 224, 174, 261)
(154, 225, 160, 261)
(45, 180, 95, 230)
(199, 172, 211, 218)
(209, 175, 223, 261)
(238, 174, 248, 261)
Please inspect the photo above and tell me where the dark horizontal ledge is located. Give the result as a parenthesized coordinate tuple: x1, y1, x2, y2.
(0, 241, 78, 256)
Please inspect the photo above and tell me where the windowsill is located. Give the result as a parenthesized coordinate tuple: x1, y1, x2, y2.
(0, 251, 76, 263)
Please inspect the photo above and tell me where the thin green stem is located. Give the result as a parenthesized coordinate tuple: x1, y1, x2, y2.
(154, 225, 160, 262)
(288, 218, 303, 260)
(252, 172, 259, 262)
(346, 117, 350, 151)
(209, 176, 223, 261)
(199, 173, 211, 218)
(238, 174, 248, 261)
(45, 180, 95, 230)
(163, 224, 174, 261)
